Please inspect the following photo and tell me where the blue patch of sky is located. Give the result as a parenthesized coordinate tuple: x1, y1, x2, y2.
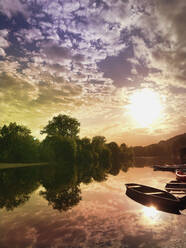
(98, 45, 135, 87)
(0, 12, 30, 31)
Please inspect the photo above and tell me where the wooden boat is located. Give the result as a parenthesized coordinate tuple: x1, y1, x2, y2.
(153, 164, 186, 172)
(176, 169, 186, 182)
(165, 180, 186, 192)
(125, 183, 185, 215)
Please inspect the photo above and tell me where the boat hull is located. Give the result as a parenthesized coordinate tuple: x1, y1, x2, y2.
(165, 180, 186, 192)
(176, 170, 186, 182)
(126, 183, 181, 215)
(153, 164, 186, 172)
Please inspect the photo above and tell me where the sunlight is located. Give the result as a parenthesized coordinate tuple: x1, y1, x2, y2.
(128, 88, 163, 127)
(142, 206, 158, 218)
(140, 205, 161, 225)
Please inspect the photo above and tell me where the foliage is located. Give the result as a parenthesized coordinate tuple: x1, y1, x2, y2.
(40, 114, 80, 138)
(0, 167, 39, 211)
(92, 136, 106, 151)
(0, 122, 40, 163)
(132, 133, 186, 163)
(0, 116, 134, 183)
(41, 135, 77, 163)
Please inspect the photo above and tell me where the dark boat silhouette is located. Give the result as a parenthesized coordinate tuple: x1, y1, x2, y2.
(125, 183, 186, 215)
(153, 164, 186, 172)
(165, 180, 186, 192)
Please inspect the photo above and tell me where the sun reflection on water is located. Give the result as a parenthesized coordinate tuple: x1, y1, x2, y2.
(142, 206, 160, 224)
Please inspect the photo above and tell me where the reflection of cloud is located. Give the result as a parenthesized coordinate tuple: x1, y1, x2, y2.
(0, 169, 183, 248)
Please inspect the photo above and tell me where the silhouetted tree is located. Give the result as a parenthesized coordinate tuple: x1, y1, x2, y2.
(41, 135, 77, 163)
(180, 147, 186, 163)
(92, 136, 106, 151)
(107, 142, 121, 175)
(41, 114, 80, 138)
(120, 143, 134, 171)
(0, 122, 40, 162)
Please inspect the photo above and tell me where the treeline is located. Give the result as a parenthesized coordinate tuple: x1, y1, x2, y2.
(0, 114, 134, 173)
(133, 133, 186, 163)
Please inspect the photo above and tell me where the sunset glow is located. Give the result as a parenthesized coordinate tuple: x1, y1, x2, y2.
(0, 0, 185, 145)
(128, 89, 163, 127)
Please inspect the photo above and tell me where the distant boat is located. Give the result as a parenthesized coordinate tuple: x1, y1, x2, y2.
(125, 183, 186, 215)
(165, 180, 186, 192)
(176, 169, 186, 182)
(153, 164, 186, 172)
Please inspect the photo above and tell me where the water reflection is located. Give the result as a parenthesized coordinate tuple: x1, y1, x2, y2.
(0, 166, 39, 210)
(0, 160, 130, 212)
(142, 206, 158, 218)
(1, 166, 186, 248)
(141, 206, 161, 225)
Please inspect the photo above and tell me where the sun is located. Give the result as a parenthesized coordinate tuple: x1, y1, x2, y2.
(128, 88, 163, 127)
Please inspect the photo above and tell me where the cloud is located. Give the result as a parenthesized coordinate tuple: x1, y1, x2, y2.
(0, 0, 29, 18)
(0, 48, 6, 57)
(0, 73, 85, 137)
(16, 28, 44, 43)
(0, 0, 186, 143)
(0, 36, 9, 48)
(41, 40, 72, 64)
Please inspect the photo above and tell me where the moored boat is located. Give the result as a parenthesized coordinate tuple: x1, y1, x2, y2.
(125, 183, 183, 214)
(153, 164, 186, 172)
(165, 180, 186, 192)
(176, 169, 186, 182)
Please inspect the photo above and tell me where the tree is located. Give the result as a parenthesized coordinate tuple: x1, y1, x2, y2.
(120, 143, 134, 170)
(41, 135, 77, 163)
(41, 114, 80, 138)
(107, 142, 121, 175)
(92, 136, 106, 151)
(0, 122, 39, 162)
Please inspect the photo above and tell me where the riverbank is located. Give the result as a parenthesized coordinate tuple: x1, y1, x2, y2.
(0, 162, 48, 170)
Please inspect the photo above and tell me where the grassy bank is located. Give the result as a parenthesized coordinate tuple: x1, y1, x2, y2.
(0, 162, 48, 170)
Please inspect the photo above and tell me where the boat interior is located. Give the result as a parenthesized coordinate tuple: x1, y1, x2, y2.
(126, 183, 177, 199)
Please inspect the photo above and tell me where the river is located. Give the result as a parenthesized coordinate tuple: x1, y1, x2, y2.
(1, 165, 186, 248)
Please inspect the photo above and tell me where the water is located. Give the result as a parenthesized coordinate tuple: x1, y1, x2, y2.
(1, 165, 186, 248)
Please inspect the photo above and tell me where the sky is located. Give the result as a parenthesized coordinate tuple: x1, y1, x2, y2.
(0, 0, 186, 146)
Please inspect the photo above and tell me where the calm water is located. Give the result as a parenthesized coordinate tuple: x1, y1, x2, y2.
(1, 165, 186, 248)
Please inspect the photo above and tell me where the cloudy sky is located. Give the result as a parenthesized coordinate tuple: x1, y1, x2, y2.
(0, 0, 186, 145)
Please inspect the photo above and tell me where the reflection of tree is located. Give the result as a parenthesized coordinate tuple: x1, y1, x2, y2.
(0, 167, 39, 210)
(40, 185, 81, 212)
(107, 142, 121, 176)
(0, 136, 134, 213)
(39, 163, 82, 212)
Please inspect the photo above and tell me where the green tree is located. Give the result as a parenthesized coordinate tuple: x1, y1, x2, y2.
(92, 136, 106, 151)
(41, 114, 80, 138)
(107, 142, 121, 175)
(0, 122, 39, 162)
(120, 143, 134, 171)
(42, 135, 77, 163)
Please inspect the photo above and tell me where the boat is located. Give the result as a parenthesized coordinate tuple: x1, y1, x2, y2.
(165, 180, 186, 192)
(176, 169, 186, 182)
(125, 183, 186, 215)
(153, 164, 186, 172)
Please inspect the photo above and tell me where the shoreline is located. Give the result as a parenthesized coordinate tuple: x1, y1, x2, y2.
(0, 162, 48, 170)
